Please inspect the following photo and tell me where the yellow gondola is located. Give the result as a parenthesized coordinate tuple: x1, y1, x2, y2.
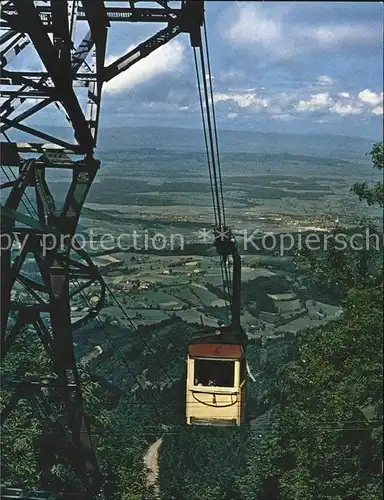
(185, 229, 247, 426)
(186, 332, 246, 426)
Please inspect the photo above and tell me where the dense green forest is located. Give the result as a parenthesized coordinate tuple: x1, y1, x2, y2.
(1, 142, 383, 499)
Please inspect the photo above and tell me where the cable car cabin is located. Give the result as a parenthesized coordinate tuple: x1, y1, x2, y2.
(186, 335, 246, 426)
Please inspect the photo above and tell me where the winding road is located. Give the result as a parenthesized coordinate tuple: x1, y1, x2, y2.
(143, 437, 163, 497)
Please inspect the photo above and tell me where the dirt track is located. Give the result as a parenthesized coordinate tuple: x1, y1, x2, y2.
(144, 437, 163, 496)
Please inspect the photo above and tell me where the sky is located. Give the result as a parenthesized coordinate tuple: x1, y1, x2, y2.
(5, 1, 384, 140)
(99, 1, 383, 139)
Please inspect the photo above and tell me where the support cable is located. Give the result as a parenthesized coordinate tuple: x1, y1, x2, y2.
(193, 48, 229, 321)
(193, 47, 217, 227)
(73, 280, 166, 419)
(102, 280, 175, 387)
(198, 42, 223, 228)
(196, 34, 233, 312)
(203, 20, 226, 227)
(73, 276, 176, 413)
(202, 23, 234, 306)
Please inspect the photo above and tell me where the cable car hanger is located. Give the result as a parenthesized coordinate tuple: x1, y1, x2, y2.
(193, 20, 246, 346)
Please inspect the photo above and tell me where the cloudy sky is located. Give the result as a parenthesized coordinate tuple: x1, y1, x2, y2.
(99, 1, 383, 139)
(8, 1, 383, 140)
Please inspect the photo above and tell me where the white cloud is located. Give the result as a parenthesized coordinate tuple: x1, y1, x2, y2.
(224, 5, 380, 60)
(226, 6, 294, 59)
(296, 93, 331, 112)
(304, 25, 379, 49)
(210, 86, 382, 122)
(214, 92, 269, 110)
(315, 75, 335, 86)
(329, 102, 362, 115)
(228, 88, 256, 93)
(372, 106, 383, 115)
(218, 69, 247, 83)
(104, 40, 185, 93)
(271, 113, 294, 121)
(228, 6, 282, 47)
(358, 89, 383, 106)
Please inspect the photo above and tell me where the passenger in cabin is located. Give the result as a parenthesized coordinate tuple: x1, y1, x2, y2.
(194, 360, 234, 387)
(195, 374, 216, 386)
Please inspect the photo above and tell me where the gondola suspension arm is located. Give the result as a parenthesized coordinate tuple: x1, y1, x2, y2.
(194, 20, 244, 340)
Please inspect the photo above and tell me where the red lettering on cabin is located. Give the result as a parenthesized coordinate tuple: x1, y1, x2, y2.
(189, 343, 243, 359)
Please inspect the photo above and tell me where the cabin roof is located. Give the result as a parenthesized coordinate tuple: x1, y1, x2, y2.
(189, 342, 244, 359)
(188, 327, 247, 356)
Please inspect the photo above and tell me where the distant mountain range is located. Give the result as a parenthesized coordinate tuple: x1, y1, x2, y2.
(12, 125, 376, 162)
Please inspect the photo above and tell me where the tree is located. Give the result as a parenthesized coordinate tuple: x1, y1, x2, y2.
(298, 142, 383, 303)
(275, 284, 383, 499)
(352, 142, 383, 206)
(1, 328, 156, 499)
(267, 142, 383, 499)
(159, 427, 247, 500)
(238, 142, 383, 500)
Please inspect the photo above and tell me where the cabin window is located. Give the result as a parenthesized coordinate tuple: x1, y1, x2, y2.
(193, 359, 235, 387)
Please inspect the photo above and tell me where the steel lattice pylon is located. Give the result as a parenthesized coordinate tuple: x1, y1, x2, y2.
(0, 1, 203, 497)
